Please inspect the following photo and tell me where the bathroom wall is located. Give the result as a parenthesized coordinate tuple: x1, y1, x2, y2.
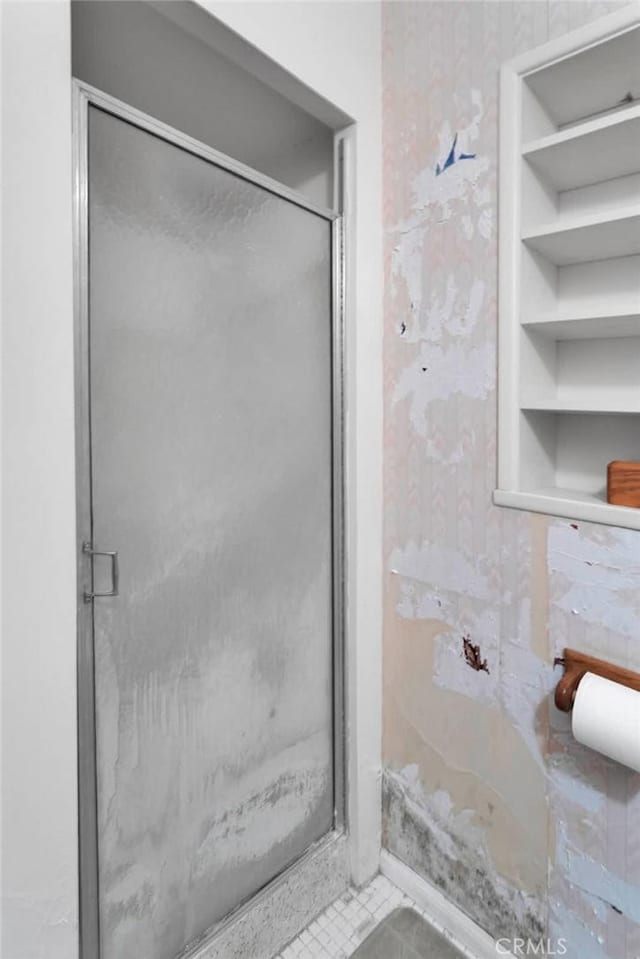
(382, 3, 640, 957)
(71, 1, 337, 208)
(2, 5, 78, 958)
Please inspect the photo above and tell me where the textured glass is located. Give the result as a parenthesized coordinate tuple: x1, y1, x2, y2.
(88, 105, 334, 959)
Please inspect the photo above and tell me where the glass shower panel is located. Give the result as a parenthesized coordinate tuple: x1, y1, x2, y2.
(88, 105, 334, 959)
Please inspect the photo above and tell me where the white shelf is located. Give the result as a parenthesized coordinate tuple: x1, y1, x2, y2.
(522, 208, 640, 266)
(498, 6, 640, 531)
(523, 105, 640, 192)
(494, 487, 640, 531)
(521, 397, 640, 415)
(522, 309, 640, 339)
(524, 22, 640, 131)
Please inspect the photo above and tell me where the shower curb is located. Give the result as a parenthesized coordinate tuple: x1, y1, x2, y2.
(184, 832, 349, 959)
(380, 851, 516, 959)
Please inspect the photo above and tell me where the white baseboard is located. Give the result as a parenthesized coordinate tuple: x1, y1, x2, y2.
(380, 850, 513, 959)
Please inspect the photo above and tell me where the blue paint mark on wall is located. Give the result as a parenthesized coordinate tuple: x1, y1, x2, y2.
(435, 133, 477, 176)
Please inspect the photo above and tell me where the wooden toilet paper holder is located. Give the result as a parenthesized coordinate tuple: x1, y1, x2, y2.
(554, 648, 640, 712)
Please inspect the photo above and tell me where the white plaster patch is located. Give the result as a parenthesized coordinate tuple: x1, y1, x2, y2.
(547, 753, 606, 816)
(392, 540, 552, 764)
(548, 524, 640, 641)
(445, 278, 485, 338)
(473, 183, 491, 208)
(556, 823, 640, 923)
(390, 541, 491, 601)
(398, 270, 454, 342)
(392, 543, 503, 706)
(423, 434, 470, 465)
(433, 609, 499, 705)
(398, 273, 485, 346)
(477, 207, 493, 240)
(548, 900, 610, 959)
(411, 90, 490, 226)
(392, 340, 496, 436)
(500, 637, 552, 770)
(389, 90, 491, 368)
(396, 579, 452, 621)
(391, 225, 426, 324)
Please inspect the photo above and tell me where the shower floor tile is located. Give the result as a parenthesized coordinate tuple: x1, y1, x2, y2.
(274, 874, 467, 959)
(351, 908, 465, 959)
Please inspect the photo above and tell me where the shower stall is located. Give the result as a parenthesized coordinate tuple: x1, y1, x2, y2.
(2, 3, 383, 958)
(74, 64, 345, 959)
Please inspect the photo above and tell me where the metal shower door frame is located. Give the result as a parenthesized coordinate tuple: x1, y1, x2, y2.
(72, 79, 346, 959)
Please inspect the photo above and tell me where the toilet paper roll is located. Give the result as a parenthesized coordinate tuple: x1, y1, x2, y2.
(572, 672, 640, 773)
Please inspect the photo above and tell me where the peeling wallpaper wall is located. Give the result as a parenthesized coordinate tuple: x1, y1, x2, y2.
(382, 3, 640, 957)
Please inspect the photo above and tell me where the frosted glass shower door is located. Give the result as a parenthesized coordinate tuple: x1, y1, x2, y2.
(84, 102, 336, 959)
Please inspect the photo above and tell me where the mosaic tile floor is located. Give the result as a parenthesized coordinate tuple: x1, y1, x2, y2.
(274, 874, 466, 959)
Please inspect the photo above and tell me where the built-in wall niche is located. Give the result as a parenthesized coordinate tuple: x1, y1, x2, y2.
(496, 6, 640, 530)
(521, 253, 640, 337)
(520, 411, 640, 501)
(521, 331, 640, 412)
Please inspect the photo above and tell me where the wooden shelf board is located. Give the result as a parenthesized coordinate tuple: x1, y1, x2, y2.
(494, 487, 640, 531)
(522, 105, 640, 192)
(522, 208, 640, 265)
(522, 310, 640, 339)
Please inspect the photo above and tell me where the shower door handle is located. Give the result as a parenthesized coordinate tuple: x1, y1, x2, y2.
(83, 541, 119, 602)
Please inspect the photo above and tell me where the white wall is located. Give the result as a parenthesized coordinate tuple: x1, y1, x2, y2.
(0, 2, 382, 956)
(1, 3, 78, 958)
(71, 0, 337, 208)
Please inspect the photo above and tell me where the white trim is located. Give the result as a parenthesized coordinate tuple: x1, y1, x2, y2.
(380, 851, 515, 959)
(2, 4, 79, 959)
(149, 0, 352, 130)
(522, 101, 640, 157)
(493, 488, 640, 532)
(497, 58, 522, 492)
(340, 125, 383, 888)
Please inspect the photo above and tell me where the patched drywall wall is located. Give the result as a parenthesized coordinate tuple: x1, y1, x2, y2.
(382, 3, 640, 957)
